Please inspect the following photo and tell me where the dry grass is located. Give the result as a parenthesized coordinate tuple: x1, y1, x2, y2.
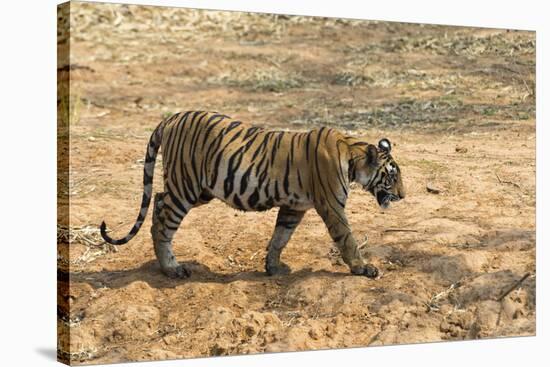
(357, 30, 535, 57)
(57, 82, 82, 127)
(57, 225, 117, 266)
(57, 224, 104, 246)
(58, 346, 98, 364)
(210, 68, 305, 92)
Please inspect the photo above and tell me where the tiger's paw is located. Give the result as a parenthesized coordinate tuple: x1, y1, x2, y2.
(161, 264, 191, 279)
(362, 264, 379, 278)
(352, 264, 379, 279)
(266, 262, 291, 276)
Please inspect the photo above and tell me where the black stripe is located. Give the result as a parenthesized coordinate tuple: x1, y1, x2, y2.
(248, 188, 260, 208)
(227, 129, 243, 144)
(208, 125, 244, 188)
(276, 220, 300, 229)
(240, 164, 254, 195)
(283, 157, 290, 195)
(169, 164, 186, 205)
(141, 191, 151, 206)
(335, 141, 349, 197)
(251, 133, 271, 161)
(313, 129, 347, 223)
(255, 150, 268, 175)
(210, 151, 224, 189)
(188, 112, 209, 182)
(258, 164, 268, 188)
(274, 181, 280, 202)
(224, 146, 245, 198)
(180, 164, 198, 204)
(129, 224, 141, 235)
(290, 134, 296, 163)
(189, 111, 209, 150)
(165, 209, 184, 224)
(163, 112, 189, 169)
(243, 133, 259, 153)
(233, 194, 245, 210)
(204, 132, 223, 166)
(264, 179, 271, 197)
(167, 188, 189, 215)
(165, 222, 180, 231)
(145, 151, 155, 164)
(225, 120, 242, 134)
(276, 132, 285, 147)
(270, 134, 280, 166)
(305, 131, 312, 161)
(243, 126, 260, 139)
(332, 232, 348, 243)
(201, 115, 226, 146)
(143, 172, 153, 185)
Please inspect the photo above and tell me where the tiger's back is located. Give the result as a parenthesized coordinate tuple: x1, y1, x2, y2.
(161, 111, 320, 213)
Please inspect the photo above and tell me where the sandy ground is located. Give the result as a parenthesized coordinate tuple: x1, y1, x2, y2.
(57, 3, 535, 365)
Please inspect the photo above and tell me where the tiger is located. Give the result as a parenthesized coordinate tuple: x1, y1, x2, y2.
(100, 111, 405, 279)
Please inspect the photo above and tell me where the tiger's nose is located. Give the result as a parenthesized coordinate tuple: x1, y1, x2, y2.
(398, 190, 406, 199)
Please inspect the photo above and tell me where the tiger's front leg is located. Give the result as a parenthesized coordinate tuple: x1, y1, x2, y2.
(317, 207, 379, 278)
(265, 207, 305, 276)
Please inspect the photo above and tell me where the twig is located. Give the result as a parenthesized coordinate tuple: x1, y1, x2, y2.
(367, 330, 383, 346)
(249, 250, 261, 261)
(497, 273, 531, 302)
(521, 78, 533, 97)
(384, 228, 419, 233)
(496, 173, 521, 189)
(425, 281, 462, 312)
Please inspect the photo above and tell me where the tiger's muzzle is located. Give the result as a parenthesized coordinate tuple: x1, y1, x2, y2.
(375, 190, 401, 209)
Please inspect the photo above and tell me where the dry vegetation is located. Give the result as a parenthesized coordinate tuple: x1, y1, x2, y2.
(58, 2, 535, 365)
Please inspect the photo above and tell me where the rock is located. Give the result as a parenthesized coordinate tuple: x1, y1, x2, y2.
(142, 349, 178, 361)
(426, 183, 441, 194)
(162, 334, 180, 345)
(440, 310, 474, 338)
(473, 300, 501, 334)
(501, 297, 517, 321)
(308, 323, 325, 340)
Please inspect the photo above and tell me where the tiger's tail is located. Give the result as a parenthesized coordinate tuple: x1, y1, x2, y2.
(100, 120, 165, 245)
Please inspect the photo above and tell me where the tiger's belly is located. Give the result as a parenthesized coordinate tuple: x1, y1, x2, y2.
(207, 177, 313, 212)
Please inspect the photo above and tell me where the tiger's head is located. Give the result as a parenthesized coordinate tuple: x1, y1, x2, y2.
(350, 138, 405, 209)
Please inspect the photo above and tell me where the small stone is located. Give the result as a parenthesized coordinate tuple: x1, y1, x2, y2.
(308, 325, 324, 340)
(426, 183, 441, 194)
(162, 334, 179, 345)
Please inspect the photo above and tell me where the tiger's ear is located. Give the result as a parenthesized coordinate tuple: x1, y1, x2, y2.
(366, 144, 378, 166)
(378, 138, 391, 153)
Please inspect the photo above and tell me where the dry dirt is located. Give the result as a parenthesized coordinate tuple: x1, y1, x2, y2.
(57, 3, 536, 365)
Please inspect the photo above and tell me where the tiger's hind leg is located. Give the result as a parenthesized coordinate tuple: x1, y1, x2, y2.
(265, 207, 305, 276)
(151, 192, 192, 278)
